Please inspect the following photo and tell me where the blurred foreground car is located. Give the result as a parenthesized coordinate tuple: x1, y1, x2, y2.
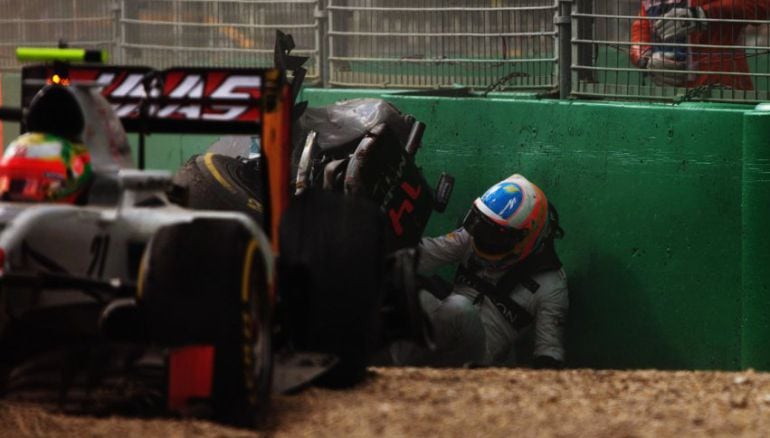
(0, 35, 454, 427)
(0, 47, 287, 426)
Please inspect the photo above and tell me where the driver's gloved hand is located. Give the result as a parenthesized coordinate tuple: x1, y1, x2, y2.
(645, 51, 689, 86)
(382, 248, 435, 349)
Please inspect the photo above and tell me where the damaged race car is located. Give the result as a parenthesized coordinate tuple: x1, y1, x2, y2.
(171, 33, 455, 387)
(0, 47, 287, 426)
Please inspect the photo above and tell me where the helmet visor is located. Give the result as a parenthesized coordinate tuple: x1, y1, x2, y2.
(462, 204, 526, 256)
(0, 175, 50, 202)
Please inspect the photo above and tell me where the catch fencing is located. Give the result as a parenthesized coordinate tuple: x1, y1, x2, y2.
(0, 0, 769, 103)
(120, 0, 321, 82)
(572, 0, 770, 103)
(0, 0, 117, 71)
(0, 0, 322, 83)
(326, 0, 558, 91)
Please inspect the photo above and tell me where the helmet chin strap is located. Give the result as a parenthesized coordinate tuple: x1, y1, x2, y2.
(468, 250, 519, 272)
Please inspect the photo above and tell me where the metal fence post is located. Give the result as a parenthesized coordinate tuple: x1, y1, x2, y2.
(574, 0, 595, 84)
(315, 0, 329, 88)
(555, 0, 572, 99)
(111, 0, 122, 63)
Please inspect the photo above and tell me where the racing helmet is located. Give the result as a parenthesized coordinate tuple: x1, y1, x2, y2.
(0, 132, 92, 203)
(463, 174, 550, 269)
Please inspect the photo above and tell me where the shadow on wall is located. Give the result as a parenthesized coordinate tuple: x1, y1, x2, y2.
(566, 250, 703, 371)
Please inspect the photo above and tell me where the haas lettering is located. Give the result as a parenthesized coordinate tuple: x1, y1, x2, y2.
(92, 72, 261, 122)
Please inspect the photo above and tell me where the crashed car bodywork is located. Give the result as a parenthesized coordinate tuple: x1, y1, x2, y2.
(169, 39, 455, 389)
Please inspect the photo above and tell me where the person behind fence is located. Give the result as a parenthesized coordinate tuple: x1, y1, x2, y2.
(630, 0, 769, 89)
(388, 174, 568, 368)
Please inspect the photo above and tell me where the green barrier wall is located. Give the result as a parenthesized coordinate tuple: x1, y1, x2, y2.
(300, 89, 770, 371)
(3, 68, 770, 371)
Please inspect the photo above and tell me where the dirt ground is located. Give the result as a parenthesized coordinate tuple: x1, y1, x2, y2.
(3, 367, 770, 437)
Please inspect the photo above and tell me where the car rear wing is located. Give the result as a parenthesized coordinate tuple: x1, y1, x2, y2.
(19, 64, 287, 136)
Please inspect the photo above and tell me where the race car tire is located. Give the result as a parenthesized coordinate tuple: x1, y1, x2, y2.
(170, 153, 265, 226)
(279, 190, 384, 388)
(138, 218, 272, 427)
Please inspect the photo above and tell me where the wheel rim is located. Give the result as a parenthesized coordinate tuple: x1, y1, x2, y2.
(242, 239, 272, 410)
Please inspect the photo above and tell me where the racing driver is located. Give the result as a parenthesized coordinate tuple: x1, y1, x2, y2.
(388, 174, 568, 368)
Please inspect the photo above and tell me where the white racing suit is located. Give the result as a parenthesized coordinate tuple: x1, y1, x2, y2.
(389, 228, 568, 367)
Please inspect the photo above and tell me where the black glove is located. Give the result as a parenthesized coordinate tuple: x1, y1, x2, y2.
(533, 355, 564, 369)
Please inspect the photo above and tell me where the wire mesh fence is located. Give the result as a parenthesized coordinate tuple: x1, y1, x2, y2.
(327, 0, 558, 91)
(120, 0, 321, 82)
(0, 0, 117, 71)
(573, 0, 770, 103)
(0, 0, 769, 103)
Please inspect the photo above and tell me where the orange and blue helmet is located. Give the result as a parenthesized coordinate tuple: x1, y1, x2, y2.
(463, 174, 550, 269)
(0, 132, 92, 203)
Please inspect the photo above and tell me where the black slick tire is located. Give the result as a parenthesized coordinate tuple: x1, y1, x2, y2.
(279, 190, 384, 388)
(138, 218, 272, 427)
(171, 153, 265, 226)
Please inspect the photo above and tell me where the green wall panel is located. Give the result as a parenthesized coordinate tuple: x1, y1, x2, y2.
(740, 108, 770, 370)
(137, 134, 219, 170)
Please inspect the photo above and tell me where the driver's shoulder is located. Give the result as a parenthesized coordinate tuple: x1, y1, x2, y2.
(531, 268, 568, 296)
